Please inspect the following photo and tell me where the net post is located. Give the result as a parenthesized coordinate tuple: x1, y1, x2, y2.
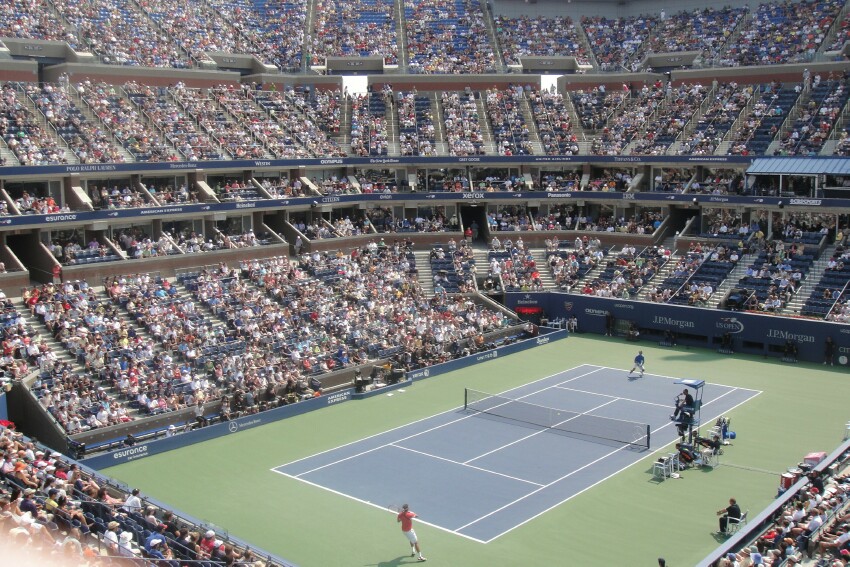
(464, 388, 469, 410)
(645, 424, 651, 450)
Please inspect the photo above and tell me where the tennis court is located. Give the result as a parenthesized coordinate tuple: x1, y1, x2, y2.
(274, 364, 760, 543)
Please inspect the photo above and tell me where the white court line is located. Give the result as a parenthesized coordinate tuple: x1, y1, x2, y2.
(270, 364, 599, 473)
(269, 363, 760, 544)
(273, 366, 605, 478)
(595, 365, 763, 394)
(273, 470, 489, 544)
(472, 386, 762, 542)
(390, 443, 544, 487)
(554, 385, 671, 408)
(463, 399, 619, 465)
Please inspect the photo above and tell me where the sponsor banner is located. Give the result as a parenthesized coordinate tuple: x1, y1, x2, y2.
(406, 329, 568, 382)
(83, 392, 342, 468)
(505, 293, 844, 365)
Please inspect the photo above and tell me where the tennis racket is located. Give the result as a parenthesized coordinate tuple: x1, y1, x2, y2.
(387, 504, 402, 514)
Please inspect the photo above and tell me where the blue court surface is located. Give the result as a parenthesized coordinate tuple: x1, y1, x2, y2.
(273, 364, 760, 543)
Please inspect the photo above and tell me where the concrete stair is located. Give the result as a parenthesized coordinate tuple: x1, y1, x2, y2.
(782, 244, 839, 315)
(413, 250, 434, 296)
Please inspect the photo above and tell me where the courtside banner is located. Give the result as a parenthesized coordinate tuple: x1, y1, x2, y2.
(83, 331, 565, 468)
(82, 391, 350, 469)
(505, 292, 847, 364)
(406, 328, 568, 381)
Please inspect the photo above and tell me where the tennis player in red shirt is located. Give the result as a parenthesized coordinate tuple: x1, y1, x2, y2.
(397, 504, 426, 561)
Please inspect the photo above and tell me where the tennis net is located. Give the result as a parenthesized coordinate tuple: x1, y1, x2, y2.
(464, 388, 651, 449)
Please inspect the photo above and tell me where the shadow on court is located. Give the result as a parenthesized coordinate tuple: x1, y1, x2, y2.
(365, 555, 424, 566)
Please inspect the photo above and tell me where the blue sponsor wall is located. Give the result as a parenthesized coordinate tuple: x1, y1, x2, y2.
(83, 330, 567, 469)
(505, 293, 848, 365)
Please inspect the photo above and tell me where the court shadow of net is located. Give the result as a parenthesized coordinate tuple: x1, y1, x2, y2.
(469, 411, 650, 452)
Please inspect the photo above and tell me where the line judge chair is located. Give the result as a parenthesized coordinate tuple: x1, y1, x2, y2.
(726, 510, 748, 536)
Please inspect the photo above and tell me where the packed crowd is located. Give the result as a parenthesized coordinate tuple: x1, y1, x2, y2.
(25, 83, 125, 165)
(312, 0, 398, 64)
(528, 86, 578, 156)
(0, 425, 272, 564)
(251, 86, 346, 158)
(630, 82, 709, 156)
(721, 0, 844, 67)
(644, 7, 745, 62)
(678, 82, 752, 156)
(350, 91, 390, 157)
(124, 81, 222, 161)
(494, 15, 588, 66)
(405, 0, 496, 74)
(51, 0, 190, 68)
(3, 0, 850, 77)
(397, 90, 438, 157)
(0, 83, 69, 166)
(74, 79, 174, 162)
(484, 87, 532, 156)
(0, 0, 79, 47)
(582, 15, 652, 72)
(441, 91, 486, 156)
